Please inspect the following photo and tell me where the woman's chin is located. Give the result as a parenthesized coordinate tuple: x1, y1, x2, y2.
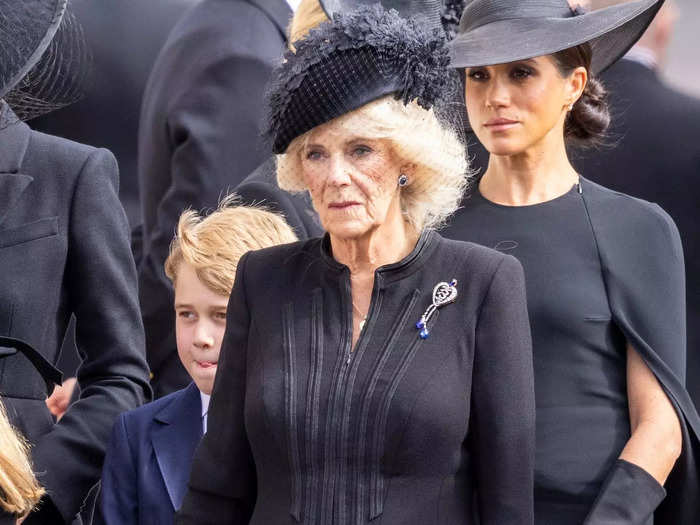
(479, 137, 526, 157)
(325, 219, 372, 240)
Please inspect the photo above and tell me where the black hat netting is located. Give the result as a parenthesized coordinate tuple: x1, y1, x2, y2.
(0, 0, 64, 99)
(265, 4, 464, 154)
(4, 8, 92, 122)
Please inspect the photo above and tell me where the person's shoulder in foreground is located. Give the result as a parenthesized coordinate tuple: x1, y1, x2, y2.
(580, 176, 681, 243)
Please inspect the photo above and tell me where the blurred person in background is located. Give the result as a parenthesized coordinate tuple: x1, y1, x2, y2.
(97, 199, 296, 525)
(137, 0, 295, 398)
(0, 1, 151, 522)
(233, 0, 328, 241)
(32, 0, 200, 227)
(0, 400, 44, 525)
(36, 0, 200, 423)
(575, 0, 700, 411)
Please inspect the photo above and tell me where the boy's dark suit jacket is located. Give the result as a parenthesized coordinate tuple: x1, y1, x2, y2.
(137, 0, 292, 398)
(0, 103, 151, 523)
(96, 382, 203, 525)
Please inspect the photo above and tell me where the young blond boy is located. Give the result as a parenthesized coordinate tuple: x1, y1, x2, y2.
(96, 199, 296, 525)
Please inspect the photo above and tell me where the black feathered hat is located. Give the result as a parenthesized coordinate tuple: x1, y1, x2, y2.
(319, 0, 444, 33)
(0, 0, 90, 121)
(266, 4, 457, 154)
(449, 0, 664, 75)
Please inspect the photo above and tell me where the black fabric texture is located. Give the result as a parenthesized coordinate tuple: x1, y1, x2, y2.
(31, 0, 199, 227)
(177, 231, 536, 524)
(583, 459, 666, 525)
(0, 103, 151, 523)
(443, 177, 700, 523)
(265, 4, 456, 153)
(0, 511, 17, 525)
(572, 58, 700, 411)
(95, 382, 204, 525)
(137, 0, 292, 398)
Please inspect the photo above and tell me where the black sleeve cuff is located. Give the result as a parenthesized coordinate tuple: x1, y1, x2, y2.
(584, 459, 667, 525)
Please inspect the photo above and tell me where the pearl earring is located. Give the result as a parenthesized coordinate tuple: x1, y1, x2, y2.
(568, 103, 574, 111)
(398, 173, 408, 187)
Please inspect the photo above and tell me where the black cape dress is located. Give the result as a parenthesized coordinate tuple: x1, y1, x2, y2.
(443, 176, 700, 523)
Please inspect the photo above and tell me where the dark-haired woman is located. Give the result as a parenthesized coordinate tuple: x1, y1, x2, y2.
(447, 1, 700, 524)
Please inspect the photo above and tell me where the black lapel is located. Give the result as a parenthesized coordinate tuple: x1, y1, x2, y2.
(151, 383, 204, 510)
(0, 104, 33, 227)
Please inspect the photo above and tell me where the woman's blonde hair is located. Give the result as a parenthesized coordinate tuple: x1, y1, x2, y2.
(0, 402, 44, 517)
(165, 195, 298, 295)
(276, 96, 470, 231)
(288, 0, 328, 48)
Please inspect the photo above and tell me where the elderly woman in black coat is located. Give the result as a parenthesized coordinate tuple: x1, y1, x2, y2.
(178, 5, 535, 525)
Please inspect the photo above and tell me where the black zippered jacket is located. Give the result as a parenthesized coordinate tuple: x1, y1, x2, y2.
(178, 230, 536, 524)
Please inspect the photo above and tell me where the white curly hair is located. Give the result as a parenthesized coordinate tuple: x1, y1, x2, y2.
(276, 95, 471, 231)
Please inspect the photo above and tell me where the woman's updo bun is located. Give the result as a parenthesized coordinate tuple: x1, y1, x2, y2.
(552, 43, 611, 148)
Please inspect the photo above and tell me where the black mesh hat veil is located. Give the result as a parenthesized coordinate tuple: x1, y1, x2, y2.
(449, 0, 664, 76)
(0, 0, 90, 121)
(265, 4, 461, 154)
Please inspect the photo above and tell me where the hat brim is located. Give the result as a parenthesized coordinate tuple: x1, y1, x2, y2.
(449, 0, 662, 75)
(0, 0, 66, 99)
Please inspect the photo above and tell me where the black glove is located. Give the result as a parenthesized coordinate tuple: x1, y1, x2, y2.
(584, 459, 666, 525)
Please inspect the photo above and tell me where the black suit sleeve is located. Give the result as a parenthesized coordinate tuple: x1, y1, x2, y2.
(471, 255, 535, 524)
(30, 149, 151, 522)
(177, 252, 256, 523)
(142, 54, 276, 396)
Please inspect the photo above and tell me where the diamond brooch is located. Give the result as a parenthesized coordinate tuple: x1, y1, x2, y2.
(415, 279, 458, 339)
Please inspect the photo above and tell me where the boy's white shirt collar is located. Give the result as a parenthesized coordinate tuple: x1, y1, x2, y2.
(286, 0, 301, 13)
(200, 391, 211, 433)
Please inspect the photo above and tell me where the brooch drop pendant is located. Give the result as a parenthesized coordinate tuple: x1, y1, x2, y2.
(415, 279, 458, 339)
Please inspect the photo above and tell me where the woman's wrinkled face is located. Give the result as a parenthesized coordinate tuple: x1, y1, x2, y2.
(464, 55, 579, 156)
(174, 262, 228, 395)
(300, 122, 404, 239)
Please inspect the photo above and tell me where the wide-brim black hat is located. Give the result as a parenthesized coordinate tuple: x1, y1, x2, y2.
(1, 0, 90, 121)
(449, 0, 664, 75)
(266, 4, 458, 154)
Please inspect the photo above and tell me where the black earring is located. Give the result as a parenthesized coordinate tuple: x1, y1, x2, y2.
(398, 173, 408, 187)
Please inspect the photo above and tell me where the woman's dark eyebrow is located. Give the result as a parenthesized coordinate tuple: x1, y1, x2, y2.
(512, 58, 537, 66)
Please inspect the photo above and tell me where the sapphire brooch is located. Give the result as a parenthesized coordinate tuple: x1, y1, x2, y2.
(416, 279, 458, 339)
